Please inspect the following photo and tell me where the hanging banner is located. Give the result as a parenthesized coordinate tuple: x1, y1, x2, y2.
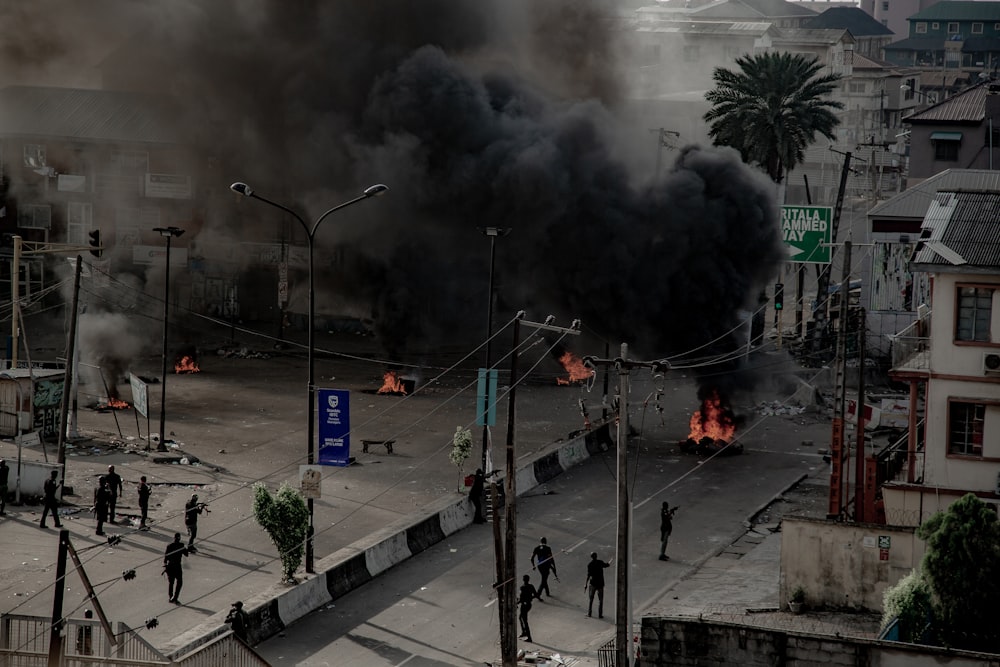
(475, 368, 497, 427)
(317, 388, 351, 466)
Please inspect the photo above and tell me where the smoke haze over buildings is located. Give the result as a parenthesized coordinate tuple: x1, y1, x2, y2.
(16, 1, 784, 379)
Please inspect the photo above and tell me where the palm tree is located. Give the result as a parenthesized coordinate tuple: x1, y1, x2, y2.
(704, 51, 843, 183)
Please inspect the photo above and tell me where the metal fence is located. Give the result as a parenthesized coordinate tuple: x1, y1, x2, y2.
(0, 614, 269, 667)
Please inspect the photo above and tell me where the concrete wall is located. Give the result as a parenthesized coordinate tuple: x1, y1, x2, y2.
(780, 516, 922, 611)
(162, 422, 615, 657)
(639, 617, 1000, 666)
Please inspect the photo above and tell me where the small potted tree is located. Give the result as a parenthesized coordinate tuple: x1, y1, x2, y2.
(789, 586, 806, 614)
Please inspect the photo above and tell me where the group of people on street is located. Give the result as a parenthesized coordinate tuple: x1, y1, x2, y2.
(514, 501, 679, 642)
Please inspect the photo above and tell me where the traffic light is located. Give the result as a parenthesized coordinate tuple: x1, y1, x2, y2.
(773, 283, 784, 311)
(88, 229, 102, 257)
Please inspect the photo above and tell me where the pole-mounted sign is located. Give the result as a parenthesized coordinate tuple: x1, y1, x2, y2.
(781, 205, 832, 264)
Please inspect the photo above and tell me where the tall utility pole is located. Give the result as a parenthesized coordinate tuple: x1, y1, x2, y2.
(56, 257, 83, 473)
(495, 313, 580, 667)
(480, 226, 509, 474)
(811, 150, 852, 358)
(828, 240, 852, 518)
(583, 347, 668, 667)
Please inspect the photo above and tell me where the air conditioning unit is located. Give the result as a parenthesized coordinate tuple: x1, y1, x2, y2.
(984, 352, 1000, 375)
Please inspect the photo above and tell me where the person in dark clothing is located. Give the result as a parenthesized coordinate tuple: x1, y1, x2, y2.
(137, 476, 152, 530)
(184, 494, 205, 550)
(39, 470, 62, 528)
(105, 465, 123, 523)
(164, 532, 188, 603)
(0, 459, 9, 515)
(659, 501, 678, 561)
(92, 477, 111, 536)
(585, 552, 611, 618)
(469, 469, 486, 523)
(226, 600, 250, 643)
(531, 537, 559, 598)
(518, 574, 539, 642)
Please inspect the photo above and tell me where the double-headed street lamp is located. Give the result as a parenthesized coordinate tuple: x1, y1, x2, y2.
(153, 226, 185, 453)
(229, 181, 388, 573)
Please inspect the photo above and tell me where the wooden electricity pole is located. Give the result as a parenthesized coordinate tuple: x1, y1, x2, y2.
(583, 347, 669, 667)
(495, 314, 580, 667)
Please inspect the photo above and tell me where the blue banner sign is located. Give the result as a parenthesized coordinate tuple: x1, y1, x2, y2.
(475, 368, 497, 427)
(317, 388, 351, 466)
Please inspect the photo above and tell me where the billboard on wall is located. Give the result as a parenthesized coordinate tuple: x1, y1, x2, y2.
(781, 205, 833, 264)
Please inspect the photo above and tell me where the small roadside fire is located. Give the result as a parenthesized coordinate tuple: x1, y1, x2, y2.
(377, 371, 408, 395)
(556, 351, 595, 386)
(99, 396, 131, 410)
(681, 389, 743, 455)
(175, 356, 201, 374)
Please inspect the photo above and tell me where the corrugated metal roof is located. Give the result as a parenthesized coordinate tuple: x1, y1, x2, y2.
(773, 27, 854, 44)
(904, 81, 988, 123)
(911, 190, 1000, 269)
(868, 169, 1000, 219)
(636, 20, 774, 35)
(691, 0, 818, 18)
(911, 0, 1000, 22)
(0, 86, 186, 144)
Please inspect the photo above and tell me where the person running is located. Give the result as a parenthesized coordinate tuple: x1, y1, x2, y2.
(164, 532, 188, 603)
(39, 470, 63, 528)
(137, 476, 152, 530)
(518, 574, 539, 642)
(105, 465, 123, 523)
(585, 552, 611, 618)
(531, 537, 559, 598)
(659, 501, 678, 561)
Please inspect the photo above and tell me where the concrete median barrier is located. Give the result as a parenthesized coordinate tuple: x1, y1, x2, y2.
(169, 420, 610, 655)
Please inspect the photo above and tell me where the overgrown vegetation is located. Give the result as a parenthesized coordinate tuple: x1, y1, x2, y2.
(881, 493, 1000, 651)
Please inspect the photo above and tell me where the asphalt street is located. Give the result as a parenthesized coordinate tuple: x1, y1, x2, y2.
(0, 319, 833, 663)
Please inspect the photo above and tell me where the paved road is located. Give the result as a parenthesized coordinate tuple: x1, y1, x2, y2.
(256, 406, 830, 666)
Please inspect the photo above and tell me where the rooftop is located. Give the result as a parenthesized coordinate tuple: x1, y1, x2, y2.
(910, 0, 1000, 23)
(804, 7, 894, 37)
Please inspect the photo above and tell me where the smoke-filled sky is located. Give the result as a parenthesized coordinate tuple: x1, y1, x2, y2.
(12, 0, 784, 371)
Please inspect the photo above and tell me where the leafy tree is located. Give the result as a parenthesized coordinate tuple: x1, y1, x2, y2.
(253, 482, 309, 583)
(449, 426, 473, 492)
(917, 493, 1000, 651)
(704, 52, 843, 183)
(881, 569, 935, 643)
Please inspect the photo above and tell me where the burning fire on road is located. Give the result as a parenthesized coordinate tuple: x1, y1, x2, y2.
(175, 356, 201, 374)
(681, 389, 743, 455)
(98, 396, 131, 411)
(377, 370, 412, 396)
(555, 350, 595, 386)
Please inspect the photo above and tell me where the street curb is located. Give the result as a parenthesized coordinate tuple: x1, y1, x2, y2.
(163, 421, 614, 657)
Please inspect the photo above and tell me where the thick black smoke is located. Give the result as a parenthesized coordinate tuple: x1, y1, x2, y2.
(22, 1, 784, 381)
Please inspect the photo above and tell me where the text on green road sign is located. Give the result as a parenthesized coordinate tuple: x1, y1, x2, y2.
(781, 205, 832, 264)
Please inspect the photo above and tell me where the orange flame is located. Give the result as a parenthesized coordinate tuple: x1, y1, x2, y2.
(688, 391, 736, 442)
(175, 356, 201, 374)
(101, 397, 130, 410)
(556, 351, 595, 386)
(378, 371, 408, 395)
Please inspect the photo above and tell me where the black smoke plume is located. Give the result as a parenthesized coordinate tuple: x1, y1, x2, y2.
(21, 1, 784, 386)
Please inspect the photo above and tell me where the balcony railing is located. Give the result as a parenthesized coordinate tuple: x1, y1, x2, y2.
(889, 312, 931, 373)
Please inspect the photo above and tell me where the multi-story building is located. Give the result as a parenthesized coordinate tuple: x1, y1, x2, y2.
(882, 181, 1000, 526)
(883, 0, 1000, 72)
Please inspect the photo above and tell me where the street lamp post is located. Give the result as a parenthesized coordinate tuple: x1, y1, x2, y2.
(229, 181, 388, 574)
(153, 226, 185, 453)
(479, 227, 509, 473)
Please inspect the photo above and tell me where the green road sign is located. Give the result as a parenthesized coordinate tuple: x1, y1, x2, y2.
(781, 205, 832, 264)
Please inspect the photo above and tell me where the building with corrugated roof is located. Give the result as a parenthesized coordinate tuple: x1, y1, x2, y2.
(879, 177, 1000, 527)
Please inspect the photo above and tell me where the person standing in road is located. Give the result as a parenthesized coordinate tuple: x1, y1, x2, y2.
(39, 470, 62, 528)
(0, 459, 9, 516)
(531, 537, 559, 598)
(185, 494, 205, 551)
(164, 532, 188, 603)
(92, 477, 111, 536)
(105, 465, 123, 523)
(518, 574, 539, 642)
(138, 476, 152, 530)
(585, 552, 611, 618)
(469, 469, 486, 524)
(659, 501, 678, 561)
